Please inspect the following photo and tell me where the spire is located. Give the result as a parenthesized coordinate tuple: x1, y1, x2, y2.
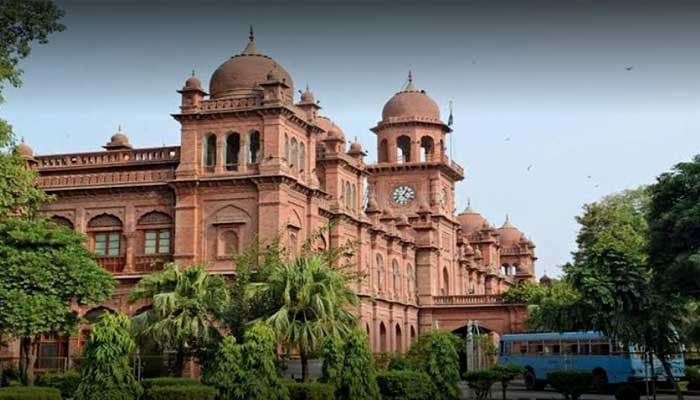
(242, 25, 258, 55)
(191, 69, 195, 77)
(501, 214, 515, 228)
(117, 124, 122, 132)
(462, 198, 475, 214)
(404, 69, 416, 91)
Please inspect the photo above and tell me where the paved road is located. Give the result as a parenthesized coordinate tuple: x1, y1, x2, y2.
(458, 382, 700, 400)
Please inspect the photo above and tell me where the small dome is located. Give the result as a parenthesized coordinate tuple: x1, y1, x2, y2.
(381, 72, 441, 123)
(348, 141, 363, 154)
(15, 140, 34, 159)
(540, 274, 552, 286)
(299, 85, 315, 104)
(316, 116, 345, 138)
(184, 71, 202, 90)
(104, 126, 133, 150)
(497, 215, 523, 246)
(209, 28, 293, 99)
(457, 204, 488, 234)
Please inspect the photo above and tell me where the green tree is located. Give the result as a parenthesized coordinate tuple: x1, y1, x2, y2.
(336, 329, 380, 400)
(648, 155, 700, 299)
(320, 335, 344, 388)
(0, 0, 63, 219)
(406, 331, 461, 400)
(74, 313, 143, 400)
(204, 323, 288, 400)
(491, 365, 525, 400)
(129, 263, 229, 376)
(0, 219, 115, 385)
(247, 254, 358, 382)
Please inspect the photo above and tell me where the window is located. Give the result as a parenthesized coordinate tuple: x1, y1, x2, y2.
(392, 260, 400, 297)
(285, 134, 290, 162)
(376, 254, 384, 292)
(379, 139, 388, 162)
(226, 133, 240, 170)
(249, 130, 261, 163)
(591, 340, 610, 355)
(442, 267, 449, 295)
(563, 341, 579, 354)
(397, 135, 411, 163)
(420, 136, 434, 162)
(144, 229, 171, 255)
(204, 134, 217, 167)
(543, 341, 561, 355)
(299, 142, 305, 172)
(94, 232, 121, 256)
(219, 230, 239, 257)
(290, 138, 298, 169)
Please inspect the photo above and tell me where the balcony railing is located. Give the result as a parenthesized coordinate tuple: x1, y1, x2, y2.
(135, 255, 172, 273)
(95, 256, 126, 273)
(36, 146, 180, 170)
(432, 294, 504, 306)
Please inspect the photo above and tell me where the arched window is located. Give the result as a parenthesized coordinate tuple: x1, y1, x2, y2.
(395, 324, 403, 352)
(50, 215, 73, 229)
(290, 138, 298, 170)
(285, 134, 290, 162)
(410, 326, 417, 344)
(138, 211, 173, 256)
(376, 254, 384, 293)
(407, 263, 414, 299)
(88, 214, 123, 257)
(289, 232, 298, 256)
(379, 322, 388, 353)
(392, 259, 400, 297)
(203, 134, 217, 167)
(298, 142, 305, 172)
(366, 323, 371, 336)
(249, 130, 261, 164)
(379, 139, 389, 163)
(442, 267, 449, 295)
(345, 181, 351, 209)
(351, 184, 356, 211)
(218, 230, 239, 257)
(226, 133, 240, 171)
(420, 136, 434, 162)
(397, 135, 411, 163)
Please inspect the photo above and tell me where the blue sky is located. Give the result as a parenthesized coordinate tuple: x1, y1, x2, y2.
(3, 0, 700, 276)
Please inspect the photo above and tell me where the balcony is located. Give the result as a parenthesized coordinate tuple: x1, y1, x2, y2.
(135, 255, 172, 273)
(432, 294, 504, 306)
(95, 256, 126, 273)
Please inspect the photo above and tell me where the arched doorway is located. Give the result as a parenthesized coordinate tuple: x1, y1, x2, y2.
(379, 322, 387, 353)
(395, 324, 403, 352)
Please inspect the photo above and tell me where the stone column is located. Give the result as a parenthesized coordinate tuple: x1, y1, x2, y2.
(124, 232, 137, 273)
(215, 134, 224, 173)
(239, 134, 248, 173)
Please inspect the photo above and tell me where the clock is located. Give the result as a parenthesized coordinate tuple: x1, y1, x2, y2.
(392, 186, 415, 205)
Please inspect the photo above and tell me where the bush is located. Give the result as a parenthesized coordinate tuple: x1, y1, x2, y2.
(283, 381, 335, 400)
(687, 366, 700, 390)
(547, 370, 593, 400)
(615, 384, 641, 400)
(0, 387, 61, 400)
(36, 371, 81, 399)
(406, 331, 461, 400)
(320, 336, 344, 388)
(0, 368, 20, 388)
(141, 377, 200, 390)
(336, 329, 380, 400)
(463, 369, 500, 400)
(145, 385, 217, 400)
(492, 364, 525, 400)
(377, 370, 434, 400)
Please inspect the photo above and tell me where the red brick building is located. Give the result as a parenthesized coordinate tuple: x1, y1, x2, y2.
(10, 31, 535, 361)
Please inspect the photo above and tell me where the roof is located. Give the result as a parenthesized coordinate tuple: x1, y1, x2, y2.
(500, 331, 606, 341)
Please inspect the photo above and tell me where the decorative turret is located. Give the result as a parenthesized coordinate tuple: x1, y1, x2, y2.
(103, 127, 133, 151)
(296, 84, 321, 120)
(178, 70, 207, 113)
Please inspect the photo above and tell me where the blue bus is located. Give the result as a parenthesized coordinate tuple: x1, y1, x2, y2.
(498, 332, 685, 391)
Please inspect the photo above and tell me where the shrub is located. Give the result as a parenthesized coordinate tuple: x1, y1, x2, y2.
(36, 371, 81, 399)
(492, 364, 525, 400)
(376, 370, 434, 400)
(687, 366, 700, 390)
(320, 336, 344, 388)
(74, 313, 143, 400)
(406, 331, 461, 400)
(145, 385, 217, 400)
(615, 384, 641, 400)
(283, 381, 335, 400)
(547, 370, 593, 400)
(0, 368, 20, 388)
(141, 377, 200, 390)
(0, 387, 61, 400)
(463, 369, 500, 400)
(336, 329, 380, 400)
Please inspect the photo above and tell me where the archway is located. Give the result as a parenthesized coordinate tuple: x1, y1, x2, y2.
(379, 322, 387, 353)
(395, 324, 403, 352)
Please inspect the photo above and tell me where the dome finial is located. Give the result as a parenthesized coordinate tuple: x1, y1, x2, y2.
(191, 69, 195, 77)
(249, 25, 254, 42)
(117, 124, 122, 132)
(408, 69, 413, 83)
(242, 26, 259, 55)
(405, 69, 416, 91)
(501, 214, 515, 228)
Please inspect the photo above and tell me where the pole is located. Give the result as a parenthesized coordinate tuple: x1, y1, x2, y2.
(466, 320, 474, 372)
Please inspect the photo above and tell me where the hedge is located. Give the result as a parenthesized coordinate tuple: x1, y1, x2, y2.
(687, 366, 700, 390)
(547, 370, 593, 400)
(377, 370, 434, 400)
(283, 381, 335, 400)
(0, 387, 61, 400)
(145, 385, 217, 400)
(36, 371, 81, 399)
(141, 377, 201, 390)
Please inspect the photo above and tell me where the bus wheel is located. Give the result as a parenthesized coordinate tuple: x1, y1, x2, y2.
(524, 369, 539, 391)
(591, 369, 608, 393)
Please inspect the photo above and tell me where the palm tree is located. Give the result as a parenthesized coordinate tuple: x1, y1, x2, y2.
(248, 255, 358, 382)
(129, 263, 229, 376)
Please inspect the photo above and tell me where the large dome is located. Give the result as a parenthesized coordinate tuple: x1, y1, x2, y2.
(496, 216, 523, 246)
(457, 205, 488, 234)
(209, 30, 293, 99)
(381, 72, 440, 123)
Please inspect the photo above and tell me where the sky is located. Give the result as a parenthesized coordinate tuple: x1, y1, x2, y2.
(3, 0, 700, 277)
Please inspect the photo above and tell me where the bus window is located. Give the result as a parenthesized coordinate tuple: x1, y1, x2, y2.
(563, 342, 579, 354)
(543, 341, 561, 355)
(513, 341, 528, 355)
(579, 341, 590, 355)
(591, 340, 610, 355)
(500, 341, 511, 356)
(611, 341, 624, 355)
(529, 342, 544, 355)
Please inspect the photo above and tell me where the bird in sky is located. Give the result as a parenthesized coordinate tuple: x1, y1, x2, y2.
(587, 175, 592, 179)
(504, 136, 511, 142)
(527, 164, 533, 171)
(626, 66, 634, 71)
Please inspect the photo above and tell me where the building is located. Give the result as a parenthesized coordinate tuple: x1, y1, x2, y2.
(9, 30, 536, 362)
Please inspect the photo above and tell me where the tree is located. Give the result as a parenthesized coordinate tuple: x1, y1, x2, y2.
(320, 336, 344, 388)
(405, 331, 461, 400)
(491, 364, 525, 400)
(74, 313, 143, 400)
(0, 0, 63, 219)
(648, 155, 700, 299)
(129, 263, 229, 376)
(247, 254, 358, 382)
(0, 218, 115, 385)
(336, 329, 380, 400)
(204, 323, 288, 400)
(463, 369, 499, 400)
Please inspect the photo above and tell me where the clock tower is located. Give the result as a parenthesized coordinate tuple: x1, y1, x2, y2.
(366, 72, 464, 217)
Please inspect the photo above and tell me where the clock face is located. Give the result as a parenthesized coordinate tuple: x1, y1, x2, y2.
(392, 186, 415, 205)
